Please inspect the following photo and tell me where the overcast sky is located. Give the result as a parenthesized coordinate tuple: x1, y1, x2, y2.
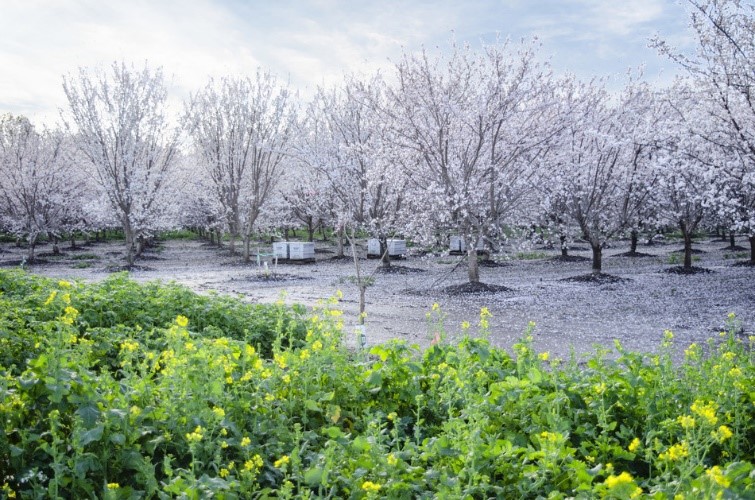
(1, 0, 694, 126)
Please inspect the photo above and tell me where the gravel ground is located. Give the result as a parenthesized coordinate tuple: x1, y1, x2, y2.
(4, 235, 754, 361)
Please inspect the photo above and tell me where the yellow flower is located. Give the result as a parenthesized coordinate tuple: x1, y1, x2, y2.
(219, 468, 230, 478)
(677, 415, 696, 429)
(244, 455, 263, 472)
(387, 453, 398, 466)
(361, 481, 382, 492)
(728, 367, 742, 378)
(691, 400, 718, 425)
(300, 349, 311, 360)
(538, 352, 550, 361)
(185, 426, 204, 443)
(44, 290, 58, 306)
(274, 354, 287, 369)
(61, 306, 79, 325)
(58, 280, 72, 288)
(628, 437, 641, 453)
(312, 340, 323, 352)
(605, 471, 634, 488)
(706, 465, 731, 488)
(659, 441, 689, 461)
(212, 407, 225, 419)
(274, 455, 290, 468)
(432, 302, 440, 311)
(461, 321, 470, 330)
(107, 483, 120, 489)
(714, 425, 733, 442)
(241, 436, 251, 447)
(663, 329, 674, 340)
(120, 339, 139, 352)
(175, 315, 189, 327)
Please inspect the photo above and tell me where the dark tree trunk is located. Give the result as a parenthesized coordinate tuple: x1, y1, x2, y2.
(467, 246, 479, 283)
(336, 226, 345, 258)
(729, 231, 736, 249)
(70, 234, 77, 249)
(591, 244, 602, 274)
(52, 237, 60, 255)
(306, 216, 314, 242)
(681, 225, 693, 270)
(560, 234, 568, 257)
(750, 235, 755, 264)
(379, 237, 391, 268)
(630, 230, 638, 254)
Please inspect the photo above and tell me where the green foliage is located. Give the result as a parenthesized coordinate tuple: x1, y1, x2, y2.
(158, 228, 197, 241)
(0, 272, 753, 498)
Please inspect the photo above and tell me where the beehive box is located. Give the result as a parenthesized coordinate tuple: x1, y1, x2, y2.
(367, 238, 381, 257)
(450, 236, 484, 254)
(387, 239, 406, 257)
(288, 242, 315, 261)
(273, 242, 290, 259)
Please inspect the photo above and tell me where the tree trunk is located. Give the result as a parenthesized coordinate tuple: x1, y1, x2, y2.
(243, 235, 252, 263)
(749, 235, 755, 264)
(26, 237, 36, 263)
(52, 237, 60, 255)
(591, 244, 602, 274)
(729, 231, 736, 249)
(681, 225, 693, 270)
(560, 234, 568, 257)
(630, 230, 638, 254)
(467, 246, 480, 283)
(229, 232, 236, 254)
(336, 226, 345, 258)
(307, 216, 314, 242)
(379, 237, 391, 268)
(70, 234, 77, 250)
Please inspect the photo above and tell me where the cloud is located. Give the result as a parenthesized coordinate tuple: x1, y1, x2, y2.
(0, 0, 692, 125)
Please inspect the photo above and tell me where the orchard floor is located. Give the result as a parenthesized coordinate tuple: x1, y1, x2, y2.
(3, 235, 754, 361)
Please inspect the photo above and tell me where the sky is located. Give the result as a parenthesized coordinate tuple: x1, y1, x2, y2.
(0, 0, 694, 126)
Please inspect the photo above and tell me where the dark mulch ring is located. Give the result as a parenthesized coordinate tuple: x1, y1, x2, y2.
(0, 258, 51, 267)
(441, 281, 514, 295)
(105, 264, 155, 272)
(478, 259, 509, 268)
(314, 248, 333, 254)
(375, 265, 426, 274)
(670, 248, 706, 254)
(136, 254, 165, 261)
(327, 255, 354, 262)
(611, 251, 654, 258)
(560, 273, 630, 284)
(722, 245, 749, 252)
(240, 273, 313, 283)
(732, 260, 755, 267)
(663, 266, 713, 275)
(36, 251, 67, 258)
(550, 255, 591, 263)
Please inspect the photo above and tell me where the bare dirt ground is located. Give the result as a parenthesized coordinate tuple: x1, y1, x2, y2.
(3, 235, 753, 360)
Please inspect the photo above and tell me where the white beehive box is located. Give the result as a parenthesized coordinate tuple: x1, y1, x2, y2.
(450, 236, 484, 253)
(387, 239, 406, 257)
(367, 238, 381, 257)
(288, 241, 315, 261)
(273, 242, 289, 259)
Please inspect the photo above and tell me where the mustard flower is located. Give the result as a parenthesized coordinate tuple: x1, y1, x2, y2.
(706, 465, 731, 488)
(677, 415, 696, 429)
(361, 481, 382, 492)
(691, 400, 718, 425)
(628, 437, 641, 453)
(241, 436, 251, 447)
(175, 315, 189, 327)
(274, 455, 290, 468)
